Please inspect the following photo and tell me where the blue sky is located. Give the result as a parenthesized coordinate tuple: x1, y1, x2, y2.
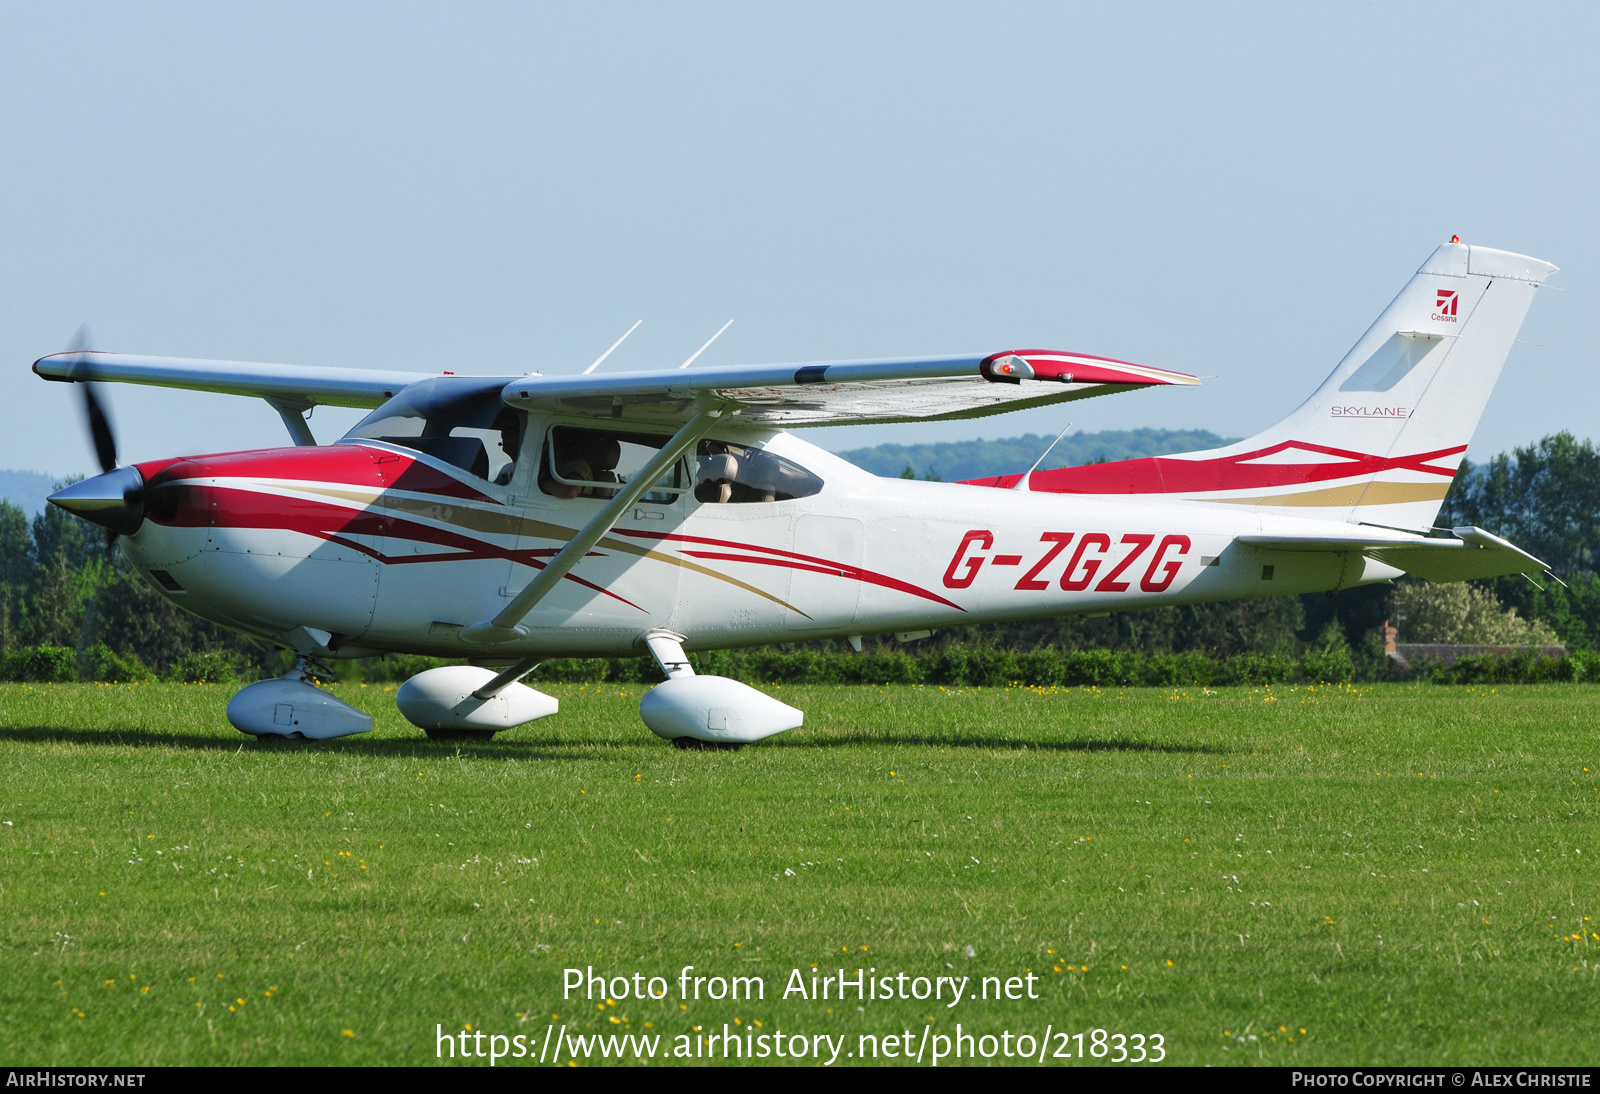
(2, 3, 1596, 476)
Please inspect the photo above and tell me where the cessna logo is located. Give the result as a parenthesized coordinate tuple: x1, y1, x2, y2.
(1432, 289, 1459, 322)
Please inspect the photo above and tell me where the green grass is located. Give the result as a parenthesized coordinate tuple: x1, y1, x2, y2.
(0, 679, 1596, 1066)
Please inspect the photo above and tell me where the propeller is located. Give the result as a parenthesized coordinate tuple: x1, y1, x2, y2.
(49, 326, 144, 548)
(67, 325, 118, 474)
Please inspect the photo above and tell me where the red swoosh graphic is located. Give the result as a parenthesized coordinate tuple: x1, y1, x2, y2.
(617, 529, 965, 611)
(140, 445, 499, 504)
(200, 486, 645, 612)
(961, 440, 1467, 494)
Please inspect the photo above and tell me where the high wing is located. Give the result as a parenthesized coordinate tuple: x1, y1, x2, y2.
(32, 351, 432, 408)
(33, 348, 1198, 427)
(1237, 526, 1549, 583)
(497, 350, 1198, 427)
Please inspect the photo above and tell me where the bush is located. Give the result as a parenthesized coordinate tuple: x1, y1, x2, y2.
(1393, 581, 1559, 645)
(843, 651, 925, 685)
(1060, 650, 1145, 687)
(1300, 645, 1355, 683)
(1143, 651, 1217, 687)
(1569, 650, 1600, 682)
(534, 658, 611, 683)
(2, 645, 77, 682)
(164, 650, 244, 684)
(82, 643, 154, 683)
(359, 654, 453, 683)
(1427, 652, 1571, 685)
(1215, 653, 1296, 686)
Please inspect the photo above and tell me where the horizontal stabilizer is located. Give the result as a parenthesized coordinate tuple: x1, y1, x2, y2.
(1236, 525, 1547, 583)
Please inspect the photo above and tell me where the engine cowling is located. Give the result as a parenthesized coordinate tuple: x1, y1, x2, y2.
(395, 665, 559, 731)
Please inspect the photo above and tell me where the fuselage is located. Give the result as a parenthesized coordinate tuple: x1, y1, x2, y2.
(118, 418, 1395, 661)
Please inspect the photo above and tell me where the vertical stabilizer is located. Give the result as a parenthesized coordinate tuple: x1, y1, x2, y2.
(1007, 241, 1557, 531)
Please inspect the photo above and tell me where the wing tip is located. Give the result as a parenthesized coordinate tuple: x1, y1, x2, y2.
(984, 349, 1199, 388)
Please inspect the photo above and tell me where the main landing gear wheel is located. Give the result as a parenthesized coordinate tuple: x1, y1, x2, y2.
(423, 728, 499, 742)
(671, 737, 744, 751)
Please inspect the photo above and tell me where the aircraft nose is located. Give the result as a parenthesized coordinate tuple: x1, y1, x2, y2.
(48, 465, 145, 535)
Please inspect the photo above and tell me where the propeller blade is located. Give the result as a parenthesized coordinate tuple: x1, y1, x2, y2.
(64, 325, 118, 474)
(83, 384, 117, 474)
(65, 323, 90, 355)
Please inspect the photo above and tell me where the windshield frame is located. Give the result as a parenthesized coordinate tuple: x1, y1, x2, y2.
(338, 377, 524, 482)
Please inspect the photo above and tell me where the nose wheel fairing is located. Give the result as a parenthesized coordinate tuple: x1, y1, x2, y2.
(227, 666, 372, 741)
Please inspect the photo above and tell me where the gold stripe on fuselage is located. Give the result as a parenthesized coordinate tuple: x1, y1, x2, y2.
(283, 482, 810, 616)
(1199, 481, 1451, 508)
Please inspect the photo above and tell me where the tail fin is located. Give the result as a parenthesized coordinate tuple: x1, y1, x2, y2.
(1008, 241, 1557, 531)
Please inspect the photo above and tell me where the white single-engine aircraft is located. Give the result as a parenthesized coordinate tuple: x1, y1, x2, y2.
(37, 239, 1556, 747)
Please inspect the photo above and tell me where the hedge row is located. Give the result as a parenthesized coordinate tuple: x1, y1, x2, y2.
(0, 644, 249, 684)
(8, 644, 1600, 687)
(523, 645, 1600, 688)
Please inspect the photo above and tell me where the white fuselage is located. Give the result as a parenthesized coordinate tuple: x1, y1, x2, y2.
(122, 423, 1395, 660)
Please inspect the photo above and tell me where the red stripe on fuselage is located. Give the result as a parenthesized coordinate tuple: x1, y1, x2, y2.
(619, 529, 965, 611)
(138, 444, 497, 504)
(177, 484, 644, 612)
(961, 440, 1467, 494)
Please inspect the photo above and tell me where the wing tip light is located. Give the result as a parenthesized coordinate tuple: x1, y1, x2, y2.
(980, 350, 1199, 388)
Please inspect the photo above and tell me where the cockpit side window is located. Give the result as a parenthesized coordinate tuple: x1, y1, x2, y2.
(341, 379, 526, 484)
(694, 440, 822, 503)
(538, 426, 687, 503)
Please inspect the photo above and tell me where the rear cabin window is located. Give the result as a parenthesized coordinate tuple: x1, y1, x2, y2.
(341, 379, 526, 483)
(694, 440, 822, 503)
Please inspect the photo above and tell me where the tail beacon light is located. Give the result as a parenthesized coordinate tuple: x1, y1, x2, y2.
(639, 675, 804, 745)
(228, 678, 372, 740)
(395, 665, 559, 731)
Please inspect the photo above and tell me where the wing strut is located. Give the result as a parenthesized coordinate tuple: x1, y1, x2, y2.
(460, 398, 729, 645)
(267, 399, 317, 446)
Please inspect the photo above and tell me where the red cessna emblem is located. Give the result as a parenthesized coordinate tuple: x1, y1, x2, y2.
(1433, 289, 1459, 322)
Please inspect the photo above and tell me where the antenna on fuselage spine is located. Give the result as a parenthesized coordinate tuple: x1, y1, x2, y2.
(582, 320, 642, 374)
(1014, 422, 1073, 492)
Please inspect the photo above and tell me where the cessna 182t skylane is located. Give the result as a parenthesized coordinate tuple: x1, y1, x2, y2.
(37, 239, 1557, 747)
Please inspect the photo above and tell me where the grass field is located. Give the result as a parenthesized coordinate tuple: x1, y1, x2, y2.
(0, 679, 1596, 1067)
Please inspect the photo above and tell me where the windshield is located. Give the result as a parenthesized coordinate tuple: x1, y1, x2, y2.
(341, 379, 525, 483)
